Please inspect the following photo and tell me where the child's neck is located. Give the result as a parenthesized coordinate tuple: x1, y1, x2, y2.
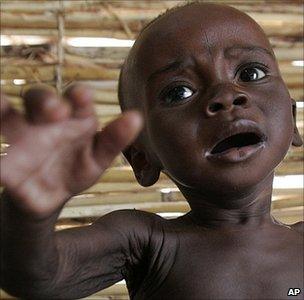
(179, 173, 275, 230)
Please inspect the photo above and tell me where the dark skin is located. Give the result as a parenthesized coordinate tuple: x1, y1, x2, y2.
(1, 3, 303, 300)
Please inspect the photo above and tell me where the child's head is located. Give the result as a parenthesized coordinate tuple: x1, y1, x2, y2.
(118, 2, 302, 199)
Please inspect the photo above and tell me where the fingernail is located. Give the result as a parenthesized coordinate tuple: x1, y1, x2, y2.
(45, 97, 60, 109)
(127, 111, 143, 128)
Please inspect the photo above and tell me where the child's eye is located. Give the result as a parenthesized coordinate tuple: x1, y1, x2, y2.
(239, 67, 266, 82)
(162, 86, 194, 104)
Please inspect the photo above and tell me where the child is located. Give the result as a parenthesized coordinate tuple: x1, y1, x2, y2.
(1, 2, 303, 299)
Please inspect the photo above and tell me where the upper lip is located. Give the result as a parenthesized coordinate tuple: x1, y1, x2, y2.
(207, 119, 267, 155)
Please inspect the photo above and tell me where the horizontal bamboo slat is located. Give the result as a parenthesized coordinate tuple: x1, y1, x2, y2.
(64, 187, 303, 210)
(0, 64, 119, 81)
(1, 3, 303, 38)
(1, 1, 302, 14)
(1, 285, 130, 300)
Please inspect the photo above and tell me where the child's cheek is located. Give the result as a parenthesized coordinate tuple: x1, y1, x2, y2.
(254, 77, 294, 159)
(146, 109, 201, 174)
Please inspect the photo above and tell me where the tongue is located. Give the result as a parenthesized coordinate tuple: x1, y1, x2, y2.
(211, 133, 261, 154)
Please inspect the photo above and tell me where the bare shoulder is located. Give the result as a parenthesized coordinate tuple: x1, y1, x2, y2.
(93, 209, 164, 237)
(91, 209, 168, 252)
(94, 209, 162, 226)
(290, 221, 304, 234)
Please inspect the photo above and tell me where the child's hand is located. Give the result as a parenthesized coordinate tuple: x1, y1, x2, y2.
(0, 85, 142, 219)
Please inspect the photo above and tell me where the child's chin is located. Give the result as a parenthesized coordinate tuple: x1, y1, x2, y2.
(178, 165, 273, 195)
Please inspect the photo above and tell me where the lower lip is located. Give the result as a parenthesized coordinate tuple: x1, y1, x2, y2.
(206, 142, 265, 163)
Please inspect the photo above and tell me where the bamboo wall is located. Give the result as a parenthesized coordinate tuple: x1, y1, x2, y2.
(1, 1, 303, 299)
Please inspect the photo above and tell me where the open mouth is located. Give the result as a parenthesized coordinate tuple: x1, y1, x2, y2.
(211, 132, 264, 155)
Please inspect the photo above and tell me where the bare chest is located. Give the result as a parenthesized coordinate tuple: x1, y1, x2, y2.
(162, 246, 302, 299)
(134, 230, 304, 300)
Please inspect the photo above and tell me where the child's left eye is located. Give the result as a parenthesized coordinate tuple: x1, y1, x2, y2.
(239, 67, 266, 82)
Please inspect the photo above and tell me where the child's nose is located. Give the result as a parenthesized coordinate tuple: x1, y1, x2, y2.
(205, 84, 250, 117)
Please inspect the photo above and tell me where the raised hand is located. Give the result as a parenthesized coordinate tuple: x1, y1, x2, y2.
(0, 85, 142, 219)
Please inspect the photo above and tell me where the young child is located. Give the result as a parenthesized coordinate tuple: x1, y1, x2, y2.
(1, 2, 303, 299)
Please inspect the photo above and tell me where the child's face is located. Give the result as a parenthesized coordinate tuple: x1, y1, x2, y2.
(128, 4, 296, 194)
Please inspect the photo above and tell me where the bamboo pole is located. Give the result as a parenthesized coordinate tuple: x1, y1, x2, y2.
(0, 28, 134, 39)
(64, 186, 303, 208)
(66, 191, 164, 208)
(1, 8, 303, 36)
(0, 286, 130, 300)
(0, 1, 302, 14)
(55, 1, 64, 95)
(272, 207, 303, 221)
(272, 197, 303, 209)
(0, 65, 120, 81)
(82, 181, 175, 195)
(59, 201, 191, 219)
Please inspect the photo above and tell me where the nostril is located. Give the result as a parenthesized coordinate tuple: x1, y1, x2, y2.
(233, 96, 247, 106)
(208, 102, 223, 113)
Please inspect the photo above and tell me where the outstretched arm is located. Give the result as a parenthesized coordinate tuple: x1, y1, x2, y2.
(0, 85, 144, 299)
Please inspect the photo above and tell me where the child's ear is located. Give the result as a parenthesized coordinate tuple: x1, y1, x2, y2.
(123, 145, 161, 187)
(291, 99, 303, 147)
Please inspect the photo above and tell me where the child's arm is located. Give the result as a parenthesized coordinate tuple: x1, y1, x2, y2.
(2, 195, 152, 299)
(0, 85, 144, 298)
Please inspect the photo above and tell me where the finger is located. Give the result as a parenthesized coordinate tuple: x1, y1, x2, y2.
(64, 84, 95, 119)
(0, 93, 26, 142)
(93, 111, 143, 169)
(23, 85, 70, 124)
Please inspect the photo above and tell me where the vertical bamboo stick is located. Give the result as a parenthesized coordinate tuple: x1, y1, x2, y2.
(56, 0, 64, 95)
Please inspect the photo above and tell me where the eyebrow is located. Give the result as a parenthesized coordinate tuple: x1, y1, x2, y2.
(224, 45, 275, 59)
(147, 59, 184, 84)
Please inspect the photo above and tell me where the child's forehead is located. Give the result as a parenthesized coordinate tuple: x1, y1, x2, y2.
(132, 4, 272, 77)
(142, 3, 267, 40)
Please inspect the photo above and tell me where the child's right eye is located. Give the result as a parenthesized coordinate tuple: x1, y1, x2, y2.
(162, 86, 194, 105)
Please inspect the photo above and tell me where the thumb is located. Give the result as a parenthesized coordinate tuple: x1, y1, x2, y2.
(93, 111, 143, 169)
